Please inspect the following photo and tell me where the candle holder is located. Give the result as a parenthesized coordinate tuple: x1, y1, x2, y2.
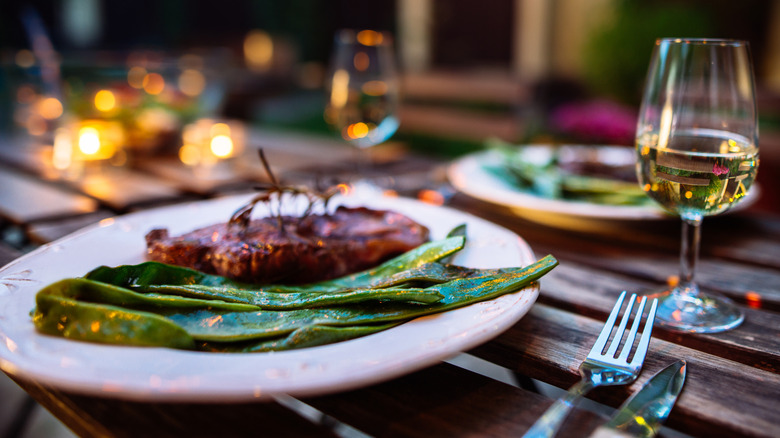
(179, 118, 246, 171)
(51, 118, 126, 178)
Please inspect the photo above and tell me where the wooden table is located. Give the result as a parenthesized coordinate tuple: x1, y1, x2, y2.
(1, 131, 778, 437)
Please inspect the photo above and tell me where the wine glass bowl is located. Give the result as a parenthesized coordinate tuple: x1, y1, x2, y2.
(325, 29, 400, 154)
(635, 38, 758, 333)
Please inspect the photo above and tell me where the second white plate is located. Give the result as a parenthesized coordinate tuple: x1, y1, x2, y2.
(448, 147, 759, 232)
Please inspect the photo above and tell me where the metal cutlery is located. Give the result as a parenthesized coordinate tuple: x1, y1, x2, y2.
(589, 360, 686, 438)
(523, 291, 658, 438)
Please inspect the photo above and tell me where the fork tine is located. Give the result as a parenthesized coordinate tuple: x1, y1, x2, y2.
(606, 293, 637, 357)
(617, 296, 647, 362)
(589, 291, 626, 356)
(629, 298, 659, 368)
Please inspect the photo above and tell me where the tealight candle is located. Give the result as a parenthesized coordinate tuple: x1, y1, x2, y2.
(52, 119, 126, 175)
(179, 119, 245, 167)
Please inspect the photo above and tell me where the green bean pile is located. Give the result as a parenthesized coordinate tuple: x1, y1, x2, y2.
(32, 235, 558, 352)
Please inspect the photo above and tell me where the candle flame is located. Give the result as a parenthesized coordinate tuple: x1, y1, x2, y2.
(79, 127, 101, 155)
(74, 121, 124, 161)
(211, 135, 234, 157)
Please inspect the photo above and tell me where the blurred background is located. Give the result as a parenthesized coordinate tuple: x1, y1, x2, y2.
(1, 0, 778, 207)
(0, 2, 778, 436)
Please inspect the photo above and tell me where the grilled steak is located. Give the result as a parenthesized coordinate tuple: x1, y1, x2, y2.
(145, 206, 429, 284)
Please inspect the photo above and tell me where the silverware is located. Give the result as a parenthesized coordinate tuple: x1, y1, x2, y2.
(522, 291, 658, 438)
(589, 360, 686, 438)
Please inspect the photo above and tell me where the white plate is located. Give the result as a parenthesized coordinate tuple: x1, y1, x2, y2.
(0, 194, 539, 402)
(447, 147, 759, 232)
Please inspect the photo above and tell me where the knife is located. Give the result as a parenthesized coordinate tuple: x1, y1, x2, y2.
(589, 360, 686, 438)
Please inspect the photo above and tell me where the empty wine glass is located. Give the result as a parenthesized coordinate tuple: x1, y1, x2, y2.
(635, 38, 759, 333)
(324, 29, 400, 181)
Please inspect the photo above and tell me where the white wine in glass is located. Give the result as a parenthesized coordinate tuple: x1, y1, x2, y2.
(325, 29, 400, 179)
(635, 38, 759, 333)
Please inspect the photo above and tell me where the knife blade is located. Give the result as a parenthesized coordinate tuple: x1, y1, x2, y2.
(589, 360, 686, 438)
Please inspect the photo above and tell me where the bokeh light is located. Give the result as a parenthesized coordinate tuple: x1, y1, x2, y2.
(127, 66, 147, 89)
(210, 135, 234, 157)
(357, 30, 383, 46)
(15, 50, 36, 68)
(142, 73, 165, 95)
(353, 52, 370, 71)
(178, 69, 206, 97)
(244, 30, 273, 72)
(94, 90, 116, 112)
(37, 97, 63, 120)
(78, 127, 101, 155)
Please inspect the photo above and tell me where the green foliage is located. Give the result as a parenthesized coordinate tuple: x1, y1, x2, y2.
(581, 1, 716, 105)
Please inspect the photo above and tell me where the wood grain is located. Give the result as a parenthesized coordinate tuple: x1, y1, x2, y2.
(537, 262, 780, 372)
(0, 169, 98, 223)
(305, 362, 604, 437)
(470, 304, 780, 438)
(10, 376, 338, 438)
(0, 243, 22, 267)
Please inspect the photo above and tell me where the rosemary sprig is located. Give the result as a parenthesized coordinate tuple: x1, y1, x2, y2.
(228, 149, 342, 234)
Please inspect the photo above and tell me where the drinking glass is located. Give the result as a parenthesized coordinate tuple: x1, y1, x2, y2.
(635, 38, 759, 333)
(325, 29, 400, 179)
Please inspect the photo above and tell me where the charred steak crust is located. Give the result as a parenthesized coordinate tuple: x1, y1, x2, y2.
(145, 206, 429, 284)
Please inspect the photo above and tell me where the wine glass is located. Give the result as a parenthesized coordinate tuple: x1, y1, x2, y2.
(635, 38, 759, 333)
(324, 29, 400, 181)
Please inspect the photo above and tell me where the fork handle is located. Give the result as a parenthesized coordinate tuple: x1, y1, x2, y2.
(522, 379, 596, 438)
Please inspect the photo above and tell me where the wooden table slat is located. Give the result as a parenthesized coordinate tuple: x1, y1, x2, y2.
(537, 262, 780, 372)
(305, 361, 605, 438)
(0, 242, 22, 267)
(73, 167, 184, 211)
(470, 304, 780, 438)
(0, 169, 98, 223)
(26, 210, 116, 244)
(136, 157, 258, 195)
(10, 376, 339, 438)
(0, 140, 186, 212)
(535, 241, 780, 309)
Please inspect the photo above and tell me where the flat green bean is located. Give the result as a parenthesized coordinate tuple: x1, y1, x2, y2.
(145, 255, 558, 342)
(32, 231, 558, 352)
(199, 323, 401, 353)
(86, 236, 466, 293)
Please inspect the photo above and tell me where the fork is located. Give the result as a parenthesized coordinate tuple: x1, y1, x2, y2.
(522, 291, 658, 438)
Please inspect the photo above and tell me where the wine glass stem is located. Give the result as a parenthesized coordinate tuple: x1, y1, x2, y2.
(679, 217, 702, 291)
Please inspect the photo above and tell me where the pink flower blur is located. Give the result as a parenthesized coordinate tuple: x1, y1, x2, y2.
(712, 163, 729, 176)
(549, 100, 638, 144)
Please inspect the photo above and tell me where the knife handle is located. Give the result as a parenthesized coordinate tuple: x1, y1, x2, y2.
(523, 379, 595, 438)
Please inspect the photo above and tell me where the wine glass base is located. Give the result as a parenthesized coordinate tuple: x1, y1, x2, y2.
(646, 288, 744, 333)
